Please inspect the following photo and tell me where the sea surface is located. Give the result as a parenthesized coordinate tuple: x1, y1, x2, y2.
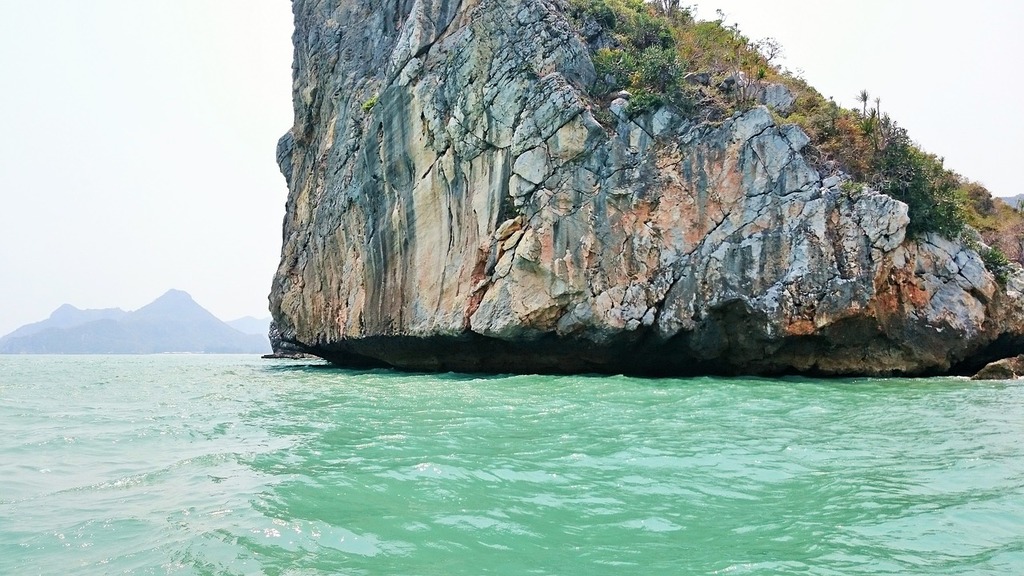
(1, 355, 1022, 575)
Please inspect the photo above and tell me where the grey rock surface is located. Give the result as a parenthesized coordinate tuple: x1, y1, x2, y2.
(758, 83, 797, 115)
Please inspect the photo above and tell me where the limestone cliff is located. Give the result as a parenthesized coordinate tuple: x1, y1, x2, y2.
(269, 0, 1024, 376)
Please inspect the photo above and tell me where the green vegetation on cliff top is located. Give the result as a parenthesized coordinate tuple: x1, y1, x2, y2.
(568, 0, 1022, 268)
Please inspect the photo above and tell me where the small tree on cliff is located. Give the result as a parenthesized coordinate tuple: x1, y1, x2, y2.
(856, 89, 870, 117)
(652, 0, 692, 18)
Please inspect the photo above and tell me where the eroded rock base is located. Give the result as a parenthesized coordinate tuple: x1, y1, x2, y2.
(301, 330, 1015, 377)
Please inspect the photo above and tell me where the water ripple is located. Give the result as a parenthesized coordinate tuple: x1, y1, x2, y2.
(1, 356, 1023, 574)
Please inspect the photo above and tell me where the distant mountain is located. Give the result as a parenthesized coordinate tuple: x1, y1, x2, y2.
(1, 304, 127, 341)
(0, 290, 271, 354)
(226, 316, 272, 336)
(999, 194, 1024, 209)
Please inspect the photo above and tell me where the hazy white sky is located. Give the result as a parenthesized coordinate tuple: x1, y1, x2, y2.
(0, 1, 1021, 336)
(0, 1, 293, 335)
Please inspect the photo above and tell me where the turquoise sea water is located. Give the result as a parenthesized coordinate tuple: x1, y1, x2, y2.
(1, 355, 1023, 575)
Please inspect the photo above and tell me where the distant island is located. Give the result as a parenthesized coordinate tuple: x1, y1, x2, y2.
(0, 290, 271, 354)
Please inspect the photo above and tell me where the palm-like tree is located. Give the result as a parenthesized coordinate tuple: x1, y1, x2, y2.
(873, 97, 884, 149)
(857, 89, 870, 116)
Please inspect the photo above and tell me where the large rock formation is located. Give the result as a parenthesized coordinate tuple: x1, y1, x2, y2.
(269, 0, 1024, 376)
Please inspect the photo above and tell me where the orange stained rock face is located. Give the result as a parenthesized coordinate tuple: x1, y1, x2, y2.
(618, 204, 660, 270)
(462, 247, 491, 330)
(875, 265, 930, 317)
(650, 174, 701, 251)
(785, 318, 817, 337)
